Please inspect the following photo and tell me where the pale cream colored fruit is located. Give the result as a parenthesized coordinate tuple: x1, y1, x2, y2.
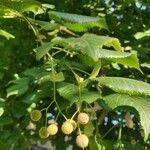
(76, 134, 89, 148)
(61, 121, 73, 135)
(47, 124, 58, 135)
(67, 119, 77, 130)
(77, 113, 89, 125)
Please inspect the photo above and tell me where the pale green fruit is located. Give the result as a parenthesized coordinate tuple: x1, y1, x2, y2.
(39, 127, 49, 139)
(30, 110, 42, 122)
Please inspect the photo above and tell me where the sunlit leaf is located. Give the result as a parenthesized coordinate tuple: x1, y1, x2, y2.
(0, 29, 15, 39)
(103, 94, 150, 140)
(7, 78, 30, 97)
(57, 83, 101, 106)
(96, 77, 150, 96)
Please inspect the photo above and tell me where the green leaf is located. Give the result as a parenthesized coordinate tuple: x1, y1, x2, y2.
(48, 11, 108, 31)
(0, 98, 5, 117)
(6, 129, 21, 148)
(23, 67, 45, 77)
(10, 101, 27, 119)
(99, 49, 129, 58)
(0, 29, 15, 39)
(0, 130, 11, 141)
(84, 122, 95, 137)
(89, 136, 103, 150)
(99, 140, 117, 150)
(89, 60, 101, 79)
(42, 3, 55, 9)
(103, 94, 150, 141)
(64, 22, 90, 32)
(49, 11, 100, 23)
(82, 33, 122, 51)
(57, 83, 101, 105)
(96, 77, 150, 96)
(134, 30, 150, 39)
(99, 49, 139, 70)
(22, 84, 52, 104)
(80, 33, 122, 52)
(35, 34, 123, 61)
(0, 0, 41, 17)
(72, 71, 82, 84)
(29, 19, 60, 31)
(34, 38, 65, 60)
(36, 37, 140, 69)
(58, 34, 122, 61)
(64, 19, 108, 32)
(108, 51, 140, 70)
(0, 115, 13, 126)
(141, 63, 150, 69)
(34, 42, 53, 60)
(7, 78, 30, 97)
(89, 137, 99, 150)
(123, 141, 144, 150)
(24, 67, 64, 84)
(0, 5, 17, 18)
(65, 35, 130, 69)
(38, 72, 65, 83)
(58, 33, 122, 57)
(0, 108, 4, 117)
(97, 49, 140, 70)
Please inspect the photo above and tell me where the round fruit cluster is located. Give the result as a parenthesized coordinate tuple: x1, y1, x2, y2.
(30, 110, 90, 149)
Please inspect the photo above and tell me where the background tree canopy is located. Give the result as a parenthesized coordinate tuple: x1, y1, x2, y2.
(0, 0, 150, 149)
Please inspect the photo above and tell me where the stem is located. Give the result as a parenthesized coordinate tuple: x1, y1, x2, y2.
(86, 103, 96, 112)
(51, 56, 67, 120)
(22, 16, 43, 43)
(64, 63, 90, 76)
(76, 84, 83, 135)
(23, 16, 37, 36)
(52, 47, 74, 55)
(54, 96, 67, 120)
(52, 50, 63, 57)
(71, 107, 80, 120)
(115, 124, 122, 149)
(40, 108, 47, 111)
(78, 85, 82, 103)
(71, 67, 90, 75)
(77, 123, 82, 135)
(118, 125, 122, 141)
(46, 100, 55, 111)
(55, 112, 60, 121)
(45, 110, 47, 127)
(101, 125, 118, 139)
(45, 101, 55, 126)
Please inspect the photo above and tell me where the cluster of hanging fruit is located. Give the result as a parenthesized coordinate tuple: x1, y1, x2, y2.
(30, 110, 90, 149)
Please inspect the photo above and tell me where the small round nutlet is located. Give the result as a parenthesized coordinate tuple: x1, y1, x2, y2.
(76, 134, 89, 148)
(77, 113, 89, 125)
(39, 127, 49, 139)
(61, 121, 73, 135)
(30, 110, 42, 122)
(47, 124, 58, 135)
